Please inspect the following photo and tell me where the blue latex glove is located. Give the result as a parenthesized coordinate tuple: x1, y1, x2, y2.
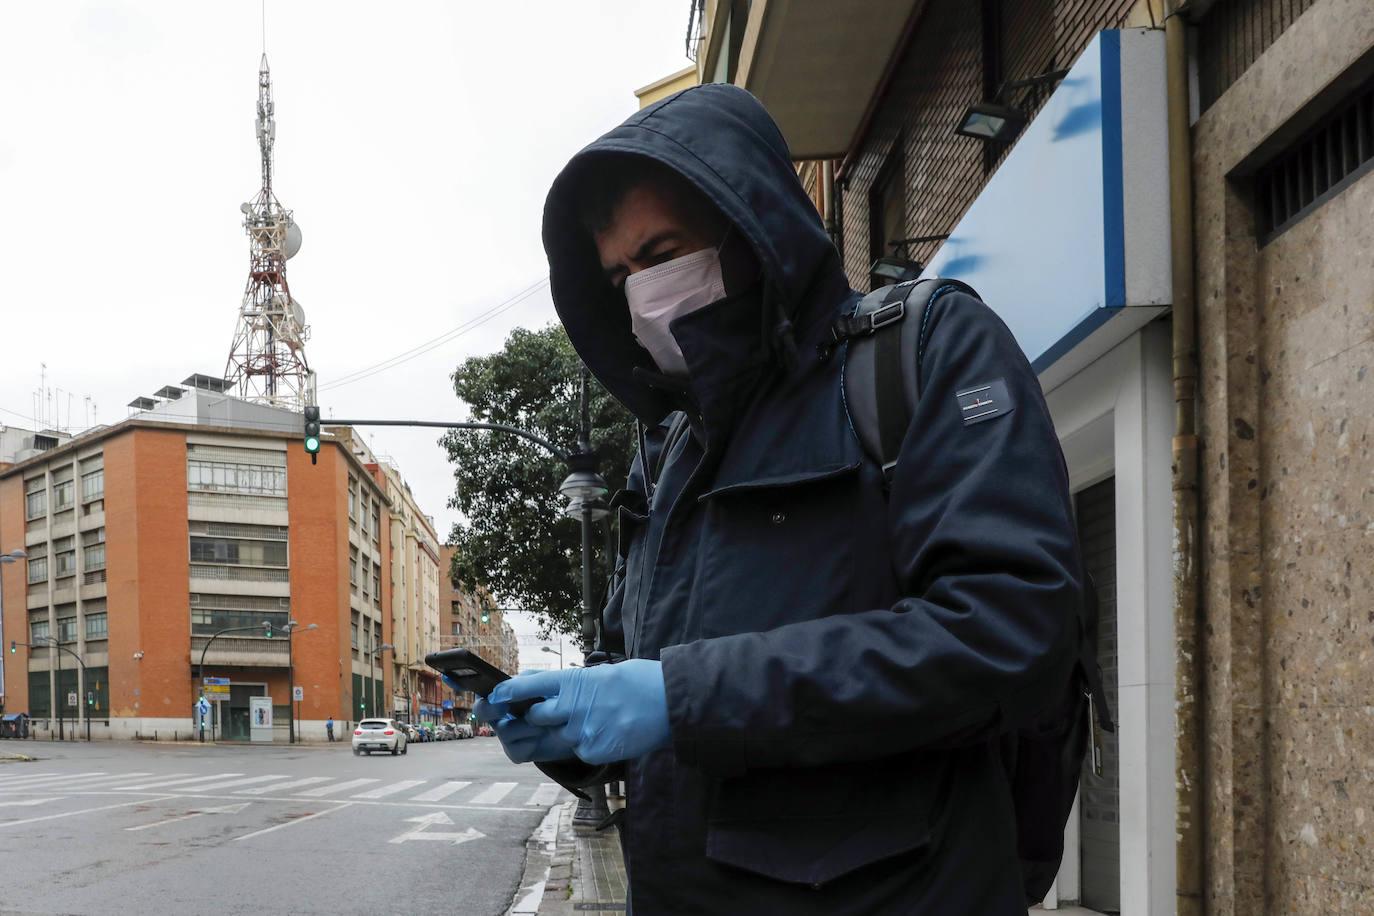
(453, 672, 580, 765)
(486, 660, 671, 765)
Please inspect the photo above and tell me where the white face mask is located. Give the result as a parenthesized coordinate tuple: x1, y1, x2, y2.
(623, 245, 727, 377)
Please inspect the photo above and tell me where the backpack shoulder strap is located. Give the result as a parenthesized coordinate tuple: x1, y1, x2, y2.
(839, 277, 978, 484)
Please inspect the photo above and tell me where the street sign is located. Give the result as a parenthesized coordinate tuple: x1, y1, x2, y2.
(67, 691, 78, 707)
(205, 685, 230, 697)
(442, 700, 454, 710)
(292, 686, 304, 701)
(203, 677, 229, 686)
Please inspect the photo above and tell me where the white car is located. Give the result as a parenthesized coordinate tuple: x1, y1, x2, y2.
(353, 717, 408, 756)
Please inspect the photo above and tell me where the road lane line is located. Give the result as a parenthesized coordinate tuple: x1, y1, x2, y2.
(351, 779, 425, 800)
(232, 802, 352, 841)
(468, 782, 517, 805)
(0, 795, 176, 828)
(524, 783, 563, 806)
(0, 797, 64, 807)
(411, 781, 471, 803)
(236, 776, 332, 795)
(112, 773, 245, 791)
(175, 774, 288, 792)
(295, 778, 377, 797)
(0, 771, 104, 789)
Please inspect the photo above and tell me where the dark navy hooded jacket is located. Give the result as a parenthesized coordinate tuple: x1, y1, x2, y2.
(542, 84, 1082, 915)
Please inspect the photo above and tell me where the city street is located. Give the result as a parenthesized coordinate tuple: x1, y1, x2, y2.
(0, 737, 564, 915)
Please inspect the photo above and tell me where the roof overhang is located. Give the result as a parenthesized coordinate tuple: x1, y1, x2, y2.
(736, 0, 928, 160)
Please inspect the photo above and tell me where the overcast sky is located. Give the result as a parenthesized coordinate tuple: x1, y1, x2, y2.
(0, 1, 693, 669)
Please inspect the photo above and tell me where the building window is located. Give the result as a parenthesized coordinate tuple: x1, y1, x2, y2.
(30, 619, 50, 642)
(190, 536, 288, 567)
(348, 478, 357, 519)
(372, 503, 381, 543)
(351, 620, 359, 648)
(57, 616, 77, 642)
(350, 548, 359, 589)
(83, 543, 106, 573)
(54, 542, 77, 579)
(81, 469, 104, 503)
(25, 488, 46, 520)
(451, 620, 463, 636)
(187, 459, 286, 497)
(52, 479, 75, 512)
(27, 555, 48, 584)
(189, 593, 289, 636)
(373, 564, 381, 608)
(85, 613, 108, 639)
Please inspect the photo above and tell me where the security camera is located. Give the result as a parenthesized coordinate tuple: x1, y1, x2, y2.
(133, 651, 144, 660)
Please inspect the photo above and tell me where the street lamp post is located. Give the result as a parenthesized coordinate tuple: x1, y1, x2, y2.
(541, 642, 564, 669)
(366, 632, 393, 719)
(283, 620, 318, 744)
(196, 621, 275, 742)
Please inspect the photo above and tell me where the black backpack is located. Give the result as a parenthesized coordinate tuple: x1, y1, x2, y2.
(832, 278, 1116, 905)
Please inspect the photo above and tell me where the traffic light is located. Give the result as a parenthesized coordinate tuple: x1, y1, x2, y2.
(87, 691, 94, 707)
(264, 621, 273, 638)
(303, 405, 321, 462)
(9, 641, 14, 653)
(480, 611, 489, 623)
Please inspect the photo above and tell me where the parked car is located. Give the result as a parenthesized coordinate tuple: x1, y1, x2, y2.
(435, 723, 457, 741)
(396, 722, 420, 743)
(454, 723, 474, 739)
(477, 723, 495, 737)
(352, 718, 408, 756)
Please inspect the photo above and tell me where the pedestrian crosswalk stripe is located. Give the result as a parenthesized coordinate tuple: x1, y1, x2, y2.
(411, 781, 472, 803)
(524, 783, 563, 806)
(113, 773, 245, 791)
(236, 776, 333, 796)
(296, 777, 378, 797)
(0, 771, 104, 790)
(468, 782, 517, 805)
(177, 774, 288, 793)
(351, 779, 426, 800)
(0, 771, 57, 786)
(29, 772, 158, 791)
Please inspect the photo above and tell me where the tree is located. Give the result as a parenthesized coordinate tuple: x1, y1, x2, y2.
(442, 324, 637, 638)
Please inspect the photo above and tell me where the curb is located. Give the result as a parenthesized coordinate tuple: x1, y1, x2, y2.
(507, 801, 573, 915)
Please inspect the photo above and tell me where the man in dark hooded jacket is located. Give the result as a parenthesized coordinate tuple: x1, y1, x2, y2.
(476, 84, 1083, 915)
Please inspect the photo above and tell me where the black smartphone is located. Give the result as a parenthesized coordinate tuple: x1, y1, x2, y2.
(425, 648, 538, 716)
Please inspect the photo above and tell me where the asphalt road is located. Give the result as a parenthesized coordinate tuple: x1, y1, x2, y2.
(0, 735, 565, 916)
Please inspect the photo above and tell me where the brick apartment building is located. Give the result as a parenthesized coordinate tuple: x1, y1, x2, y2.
(682, 0, 1373, 912)
(0, 382, 419, 741)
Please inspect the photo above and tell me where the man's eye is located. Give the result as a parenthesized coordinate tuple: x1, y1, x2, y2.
(648, 249, 678, 266)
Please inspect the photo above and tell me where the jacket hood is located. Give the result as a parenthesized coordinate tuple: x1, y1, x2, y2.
(542, 83, 851, 424)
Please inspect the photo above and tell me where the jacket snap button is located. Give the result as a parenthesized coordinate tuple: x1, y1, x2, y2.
(770, 511, 786, 525)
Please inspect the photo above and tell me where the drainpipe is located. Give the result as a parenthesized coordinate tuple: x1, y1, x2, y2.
(1165, 3, 1204, 914)
(822, 160, 837, 247)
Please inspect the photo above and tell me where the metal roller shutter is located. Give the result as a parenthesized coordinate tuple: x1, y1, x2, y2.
(1076, 477, 1120, 913)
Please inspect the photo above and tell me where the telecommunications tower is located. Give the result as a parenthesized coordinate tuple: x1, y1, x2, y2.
(224, 54, 312, 409)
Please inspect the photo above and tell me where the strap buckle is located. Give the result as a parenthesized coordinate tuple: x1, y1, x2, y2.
(866, 301, 905, 332)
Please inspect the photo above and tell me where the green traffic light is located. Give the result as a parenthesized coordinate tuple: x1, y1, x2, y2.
(264, 622, 272, 638)
(9, 641, 14, 654)
(480, 613, 489, 623)
(304, 435, 320, 454)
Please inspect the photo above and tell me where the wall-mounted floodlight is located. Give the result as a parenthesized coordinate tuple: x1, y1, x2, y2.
(955, 68, 1069, 145)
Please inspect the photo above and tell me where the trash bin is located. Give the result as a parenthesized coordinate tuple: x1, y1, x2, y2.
(2, 714, 30, 739)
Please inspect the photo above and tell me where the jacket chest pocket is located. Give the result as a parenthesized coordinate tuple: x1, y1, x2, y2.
(691, 465, 861, 638)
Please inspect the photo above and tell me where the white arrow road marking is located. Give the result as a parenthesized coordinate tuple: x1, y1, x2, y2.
(126, 802, 252, 832)
(468, 782, 517, 805)
(0, 797, 64, 807)
(389, 810, 485, 846)
(411, 780, 471, 803)
(232, 803, 353, 842)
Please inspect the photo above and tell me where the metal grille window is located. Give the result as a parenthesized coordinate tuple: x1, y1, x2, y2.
(187, 459, 286, 497)
(52, 479, 74, 512)
(190, 592, 289, 612)
(1198, 0, 1318, 112)
(1254, 75, 1374, 243)
(54, 549, 77, 579)
(30, 619, 50, 641)
(189, 521, 288, 540)
(191, 608, 288, 634)
(27, 555, 48, 584)
(83, 543, 106, 573)
(189, 536, 287, 566)
(25, 488, 46, 520)
(56, 616, 77, 643)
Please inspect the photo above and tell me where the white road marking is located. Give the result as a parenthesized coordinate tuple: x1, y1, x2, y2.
(389, 810, 485, 846)
(48, 772, 158, 790)
(232, 803, 352, 841)
(176, 774, 288, 793)
(524, 783, 563, 806)
(295, 778, 377, 798)
(0, 795, 176, 828)
(411, 781, 471, 803)
(236, 776, 333, 796)
(125, 802, 252, 832)
(0, 772, 154, 794)
(468, 782, 517, 805)
(351, 779, 425, 800)
(0, 771, 103, 789)
(0, 797, 64, 807)
(0, 771, 57, 786)
(112, 773, 244, 791)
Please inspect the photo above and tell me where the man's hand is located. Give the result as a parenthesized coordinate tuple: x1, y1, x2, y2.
(484, 660, 671, 765)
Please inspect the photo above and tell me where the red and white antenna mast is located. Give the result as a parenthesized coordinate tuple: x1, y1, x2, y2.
(225, 52, 312, 409)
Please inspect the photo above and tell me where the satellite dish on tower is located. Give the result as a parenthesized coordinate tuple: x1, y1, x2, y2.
(284, 220, 302, 259)
(290, 297, 305, 328)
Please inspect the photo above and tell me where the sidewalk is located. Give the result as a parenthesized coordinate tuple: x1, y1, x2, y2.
(508, 799, 1102, 916)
